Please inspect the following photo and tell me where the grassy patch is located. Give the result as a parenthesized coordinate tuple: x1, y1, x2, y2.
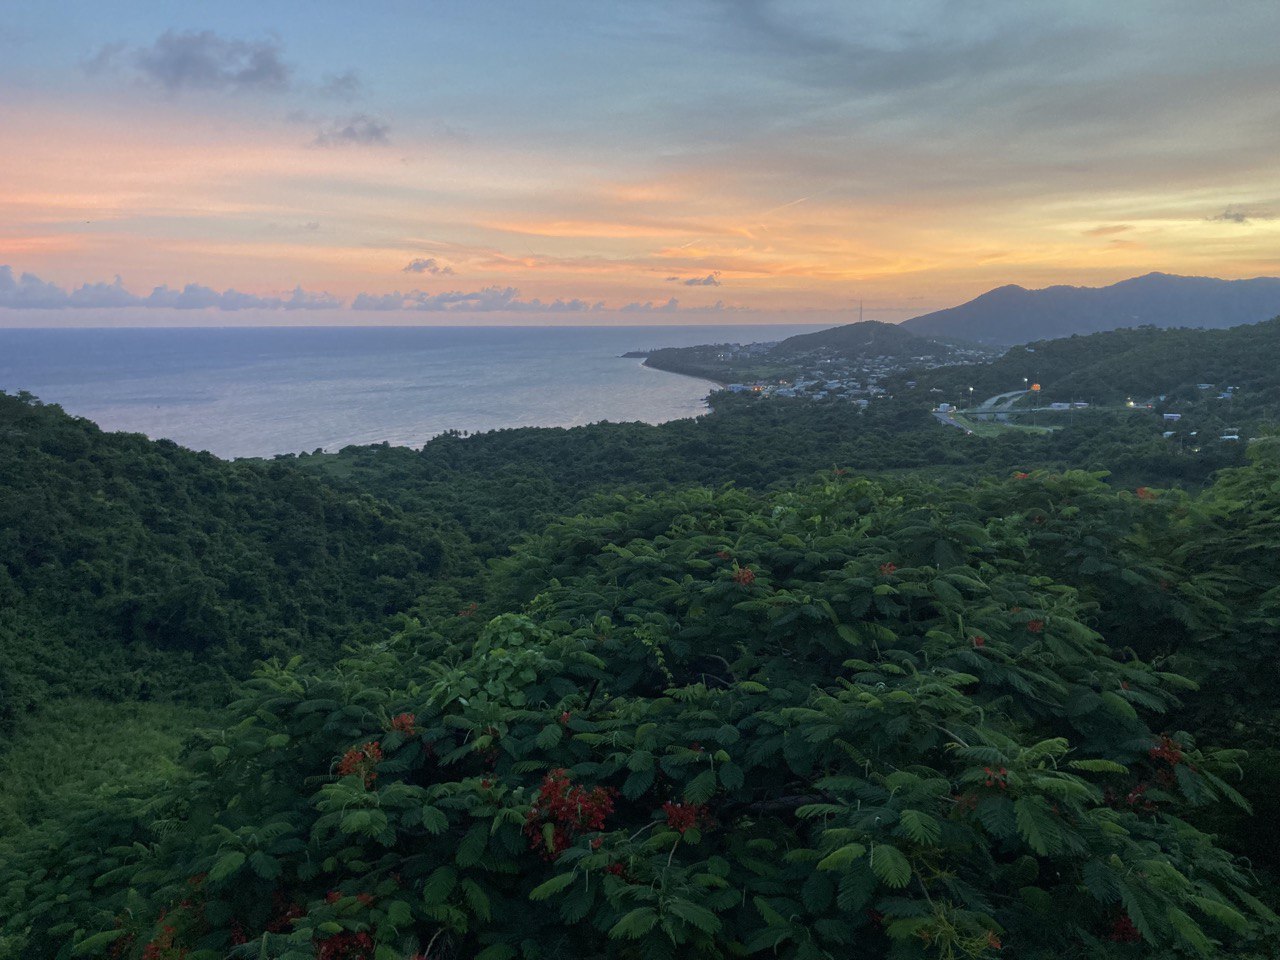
(0, 698, 209, 836)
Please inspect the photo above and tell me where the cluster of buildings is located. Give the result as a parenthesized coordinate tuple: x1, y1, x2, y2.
(724, 352, 978, 403)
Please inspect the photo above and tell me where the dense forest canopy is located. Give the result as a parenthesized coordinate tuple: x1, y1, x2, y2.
(3, 316, 1280, 959)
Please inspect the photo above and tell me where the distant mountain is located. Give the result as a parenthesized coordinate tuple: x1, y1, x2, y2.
(899, 273, 1280, 345)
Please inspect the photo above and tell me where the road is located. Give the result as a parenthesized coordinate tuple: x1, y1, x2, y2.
(975, 389, 1030, 411)
(932, 410, 972, 434)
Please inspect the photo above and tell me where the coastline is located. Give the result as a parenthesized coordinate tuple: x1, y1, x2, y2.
(637, 357, 728, 390)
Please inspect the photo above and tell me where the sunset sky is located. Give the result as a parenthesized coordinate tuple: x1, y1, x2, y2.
(4, 0, 1280, 324)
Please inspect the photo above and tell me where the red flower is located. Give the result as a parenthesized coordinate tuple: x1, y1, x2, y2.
(1014, 471, 1030, 480)
(983, 766, 1009, 790)
(732, 565, 756, 586)
(1026, 619, 1044, 634)
(457, 601, 479, 617)
(326, 890, 342, 904)
(390, 712, 417, 735)
(879, 562, 898, 577)
(524, 769, 615, 859)
(605, 862, 628, 878)
(662, 800, 712, 834)
(715, 550, 731, 560)
(971, 635, 986, 648)
(1149, 735, 1183, 766)
(1107, 914, 1142, 943)
(316, 931, 375, 960)
(559, 710, 572, 726)
(985, 930, 1003, 950)
(1136, 486, 1156, 501)
(337, 741, 383, 788)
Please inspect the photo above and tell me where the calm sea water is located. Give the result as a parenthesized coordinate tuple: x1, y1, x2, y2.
(0, 325, 822, 459)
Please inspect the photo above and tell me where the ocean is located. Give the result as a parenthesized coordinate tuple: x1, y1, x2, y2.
(0, 325, 823, 459)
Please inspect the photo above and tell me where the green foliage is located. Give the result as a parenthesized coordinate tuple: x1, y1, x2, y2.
(0, 391, 469, 729)
(3, 476, 1269, 959)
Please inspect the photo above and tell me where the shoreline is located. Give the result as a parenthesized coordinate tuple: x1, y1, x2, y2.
(637, 357, 728, 390)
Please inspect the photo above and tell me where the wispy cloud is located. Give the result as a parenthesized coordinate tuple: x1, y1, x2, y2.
(1210, 204, 1277, 224)
(666, 272, 723, 286)
(313, 114, 390, 147)
(127, 30, 291, 93)
(0, 266, 738, 315)
(353, 287, 604, 312)
(0, 266, 340, 310)
(318, 70, 362, 100)
(403, 257, 455, 275)
(1083, 224, 1132, 237)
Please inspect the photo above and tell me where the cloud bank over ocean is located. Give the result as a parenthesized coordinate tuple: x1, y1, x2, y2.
(0, 266, 742, 317)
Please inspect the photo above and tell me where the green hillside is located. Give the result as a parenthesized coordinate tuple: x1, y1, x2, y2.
(1, 380, 1279, 959)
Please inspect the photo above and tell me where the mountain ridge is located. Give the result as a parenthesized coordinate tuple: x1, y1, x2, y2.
(899, 272, 1280, 344)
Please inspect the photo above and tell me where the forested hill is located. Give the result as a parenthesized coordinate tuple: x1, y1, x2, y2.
(900, 272, 1280, 344)
(0, 377, 1245, 726)
(901, 318, 1280, 418)
(764, 319, 958, 358)
(0, 391, 465, 724)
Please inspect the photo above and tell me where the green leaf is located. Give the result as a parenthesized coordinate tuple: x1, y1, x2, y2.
(248, 850, 281, 880)
(422, 866, 457, 905)
(71, 931, 127, 956)
(420, 805, 448, 835)
(668, 900, 721, 934)
(870, 844, 911, 888)
(456, 822, 489, 867)
(1014, 797, 1059, 856)
(1068, 759, 1128, 774)
(898, 809, 942, 846)
(623, 767, 655, 799)
(817, 843, 866, 871)
(718, 760, 745, 791)
(208, 850, 245, 882)
(461, 879, 493, 921)
(684, 768, 717, 804)
(530, 872, 576, 901)
(609, 907, 659, 939)
(1167, 906, 1212, 955)
(1099, 691, 1138, 719)
(1190, 895, 1248, 932)
(535, 724, 564, 750)
(385, 899, 413, 927)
